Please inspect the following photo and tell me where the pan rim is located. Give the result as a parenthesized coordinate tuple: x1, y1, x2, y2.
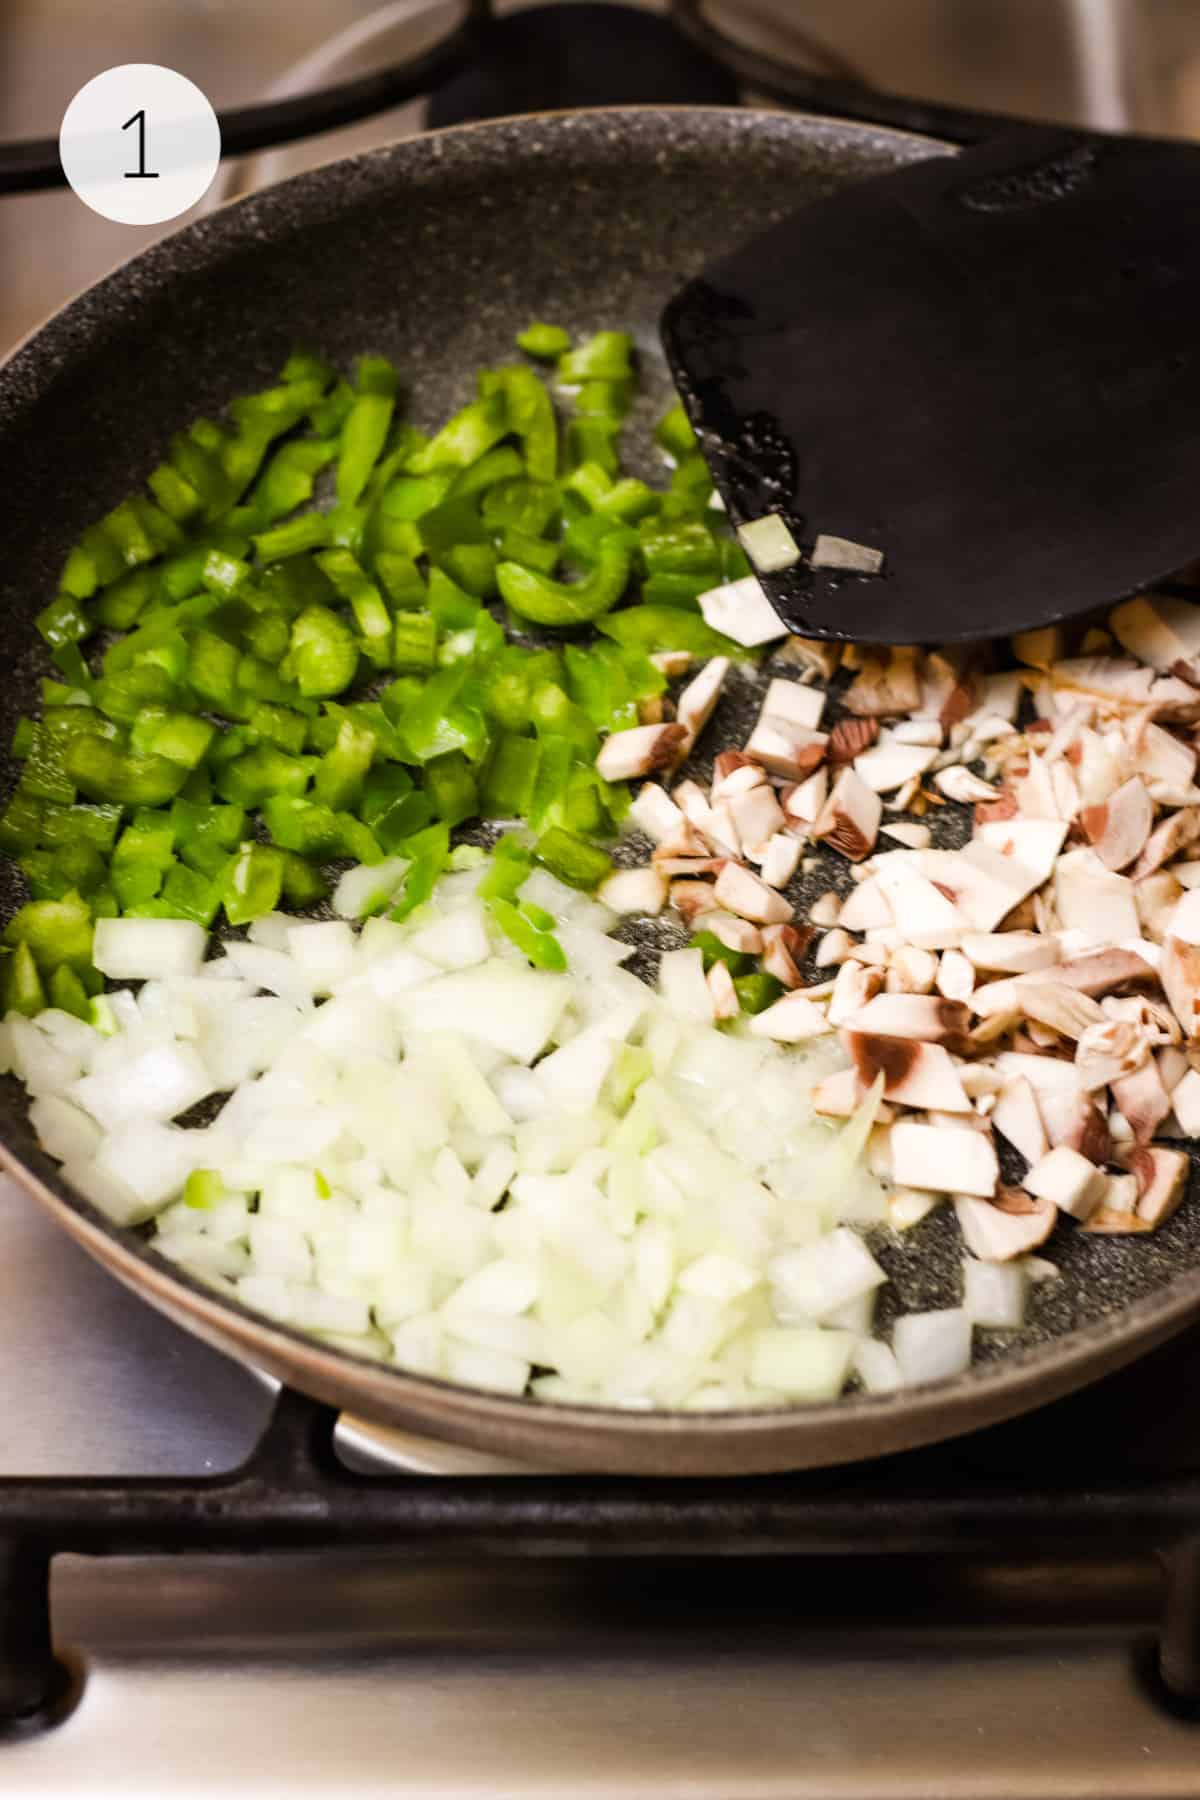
(3, 102, 1197, 1470)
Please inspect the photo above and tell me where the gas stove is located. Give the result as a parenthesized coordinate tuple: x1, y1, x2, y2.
(5, 1169, 1200, 1793)
(5, 3, 1200, 1792)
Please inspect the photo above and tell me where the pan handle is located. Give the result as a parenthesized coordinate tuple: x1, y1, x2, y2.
(669, 0, 1029, 148)
(0, 0, 491, 197)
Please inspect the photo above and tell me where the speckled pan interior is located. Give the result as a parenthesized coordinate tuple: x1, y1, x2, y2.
(1, 107, 1198, 1475)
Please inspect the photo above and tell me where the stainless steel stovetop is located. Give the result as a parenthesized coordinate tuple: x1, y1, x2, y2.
(6, 1175, 1200, 1796)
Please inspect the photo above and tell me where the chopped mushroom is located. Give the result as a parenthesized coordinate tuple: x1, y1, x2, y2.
(887, 945, 939, 995)
(703, 913, 764, 956)
(628, 781, 686, 843)
(760, 922, 811, 988)
(726, 784, 785, 853)
(810, 533, 884, 575)
(1131, 1145, 1189, 1228)
(675, 657, 729, 751)
(854, 737, 939, 794)
(760, 677, 826, 731)
(1110, 1057, 1172, 1143)
(934, 766, 999, 804)
(747, 991, 834, 1042)
(760, 834, 802, 890)
(936, 948, 976, 1003)
(991, 1075, 1049, 1164)
(842, 992, 971, 1049)
(698, 574, 789, 647)
(744, 717, 830, 781)
(669, 879, 721, 925)
(1074, 1017, 1151, 1090)
(844, 648, 922, 718)
(1079, 776, 1154, 871)
(810, 768, 882, 862)
(706, 958, 740, 1020)
(781, 768, 828, 828)
(712, 862, 792, 925)
(597, 867, 668, 917)
(890, 1121, 999, 1197)
(845, 1034, 972, 1112)
(828, 958, 886, 1026)
(596, 723, 688, 782)
(1023, 1145, 1106, 1220)
(1018, 982, 1106, 1040)
(954, 1191, 1056, 1261)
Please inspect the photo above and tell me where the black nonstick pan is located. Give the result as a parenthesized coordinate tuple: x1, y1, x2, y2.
(2, 107, 1199, 1476)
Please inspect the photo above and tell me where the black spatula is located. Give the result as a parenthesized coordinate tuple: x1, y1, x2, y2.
(661, 127, 1200, 644)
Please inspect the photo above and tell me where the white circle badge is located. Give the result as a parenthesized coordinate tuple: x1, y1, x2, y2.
(59, 65, 221, 225)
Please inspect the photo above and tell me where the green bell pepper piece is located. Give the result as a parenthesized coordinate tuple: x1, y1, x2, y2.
(261, 794, 344, 858)
(488, 897, 567, 971)
(477, 835, 533, 902)
(655, 400, 697, 460)
(4, 889, 94, 973)
(247, 702, 309, 755)
(284, 605, 359, 698)
(279, 852, 329, 908)
(423, 751, 478, 827)
(4, 942, 46, 1016)
(497, 536, 631, 628)
(66, 738, 189, 807)
(392, 612, 438, 675)
(557, 331, 634, 384)
(516, 322, 570, 360)
(534, 826, 612, 892)
(313, 714, 376, 812)
(129, 707, 215, 768)
(216, 744, 313, 807)
(481, 734, 540, 819)
(336, 356, 399, 508)
(252, 514, 332, 562)
(222, 842, 285, 926)
(597, 605, 744, 659)
(160, 863, 222, 926)
(36, 593, 91, 653)
(49, 963, 92, 1021)
(389, 822, 450, 921)
(409, 390, 509, 473)
(372, 790, 434, 853)
(315, 548, 391, 668)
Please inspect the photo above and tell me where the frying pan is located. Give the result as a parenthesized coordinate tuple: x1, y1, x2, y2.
(3, 106, 1199, 1477)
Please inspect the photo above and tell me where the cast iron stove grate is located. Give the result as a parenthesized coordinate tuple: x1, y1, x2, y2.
(4, 1325, 1200, 1739)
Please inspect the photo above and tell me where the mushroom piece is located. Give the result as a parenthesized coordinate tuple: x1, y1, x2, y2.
(706, 958, 739, 1021)
(726, 783, 786, 853)
(675, 656, 729, 752)
(814, 927, 855, 968)
(810, 1066, 896, 1121)
(845, 1033, 972, 1112)
(808, 891, 842, 928)
(781, 768, 828, 829)
(1012, 625, 1067, 670)
(827, 958, 885, 1026)
(711, 755, 766, 801)
(597, 867, 669, 917)
(744, 717, 830, 781)
(1110, 1057, 1172, 1143)
(1018, 982, 1106, 1041)
(881, 821, 932, 850)
(837, 876, 893, 932)
(828, 716, 880, 768)
(648, 648, 693, 679)
(759, 922, 812, 988)
(628, 781, 686, 844)
(1054, 848, 1141, 943)
(1078, 776, 1153, 872)
(747, 991, 835, 1042)
(698, 574, 789, 647)
(1131, 1145, 1190, 1228)
(1109, 593, 1200, 676)
(669, 879, 721, 925)
(1136, 722, 1198, 798)
(936, 948, 976, 1002)
(960, 931, 1061, 975)
(844, 647, 923, 718)
(712, 861, 793, 926)
(1131, 808, 1200, 882)
(1073, 1018, 1151, 1091)
(872, 857, 963, 950)
(651, 855, 728, 878)
(854, 737, 940, 793)
(596, 723, 688, 782)
(760, 677, 826, 731)
(887, 945, 939, 995)
(810, 768, 882, 863)
(890, 1120, 999, 1197)
(954, 1191, 1057, 1261)
(1160, 933, 1200, 1038)
(934, 766, 1000, 804)
(1023, 1145, 1107, 1220)
(1169, 1066, 1200, 1135)
(991, 1075, 1049, 1164)
(841, 991, 971, 1049)
(776, 635, 842, 681)
(1135, 869, 1186, 943)
(759, 834, 803, 890)
(701, 913, 764, 956)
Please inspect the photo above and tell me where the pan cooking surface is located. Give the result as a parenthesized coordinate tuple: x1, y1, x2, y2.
(1, 108, 1198, 1470)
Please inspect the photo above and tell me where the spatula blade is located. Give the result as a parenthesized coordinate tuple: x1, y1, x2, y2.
(661, 127, 1200, 643)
